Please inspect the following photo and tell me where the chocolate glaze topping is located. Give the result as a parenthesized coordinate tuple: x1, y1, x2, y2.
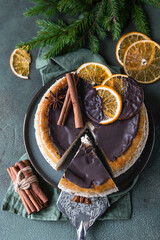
(47, 77, 140, 162)
(119, 76, 144, 119)
(48, 80, 86, 156)
(94, 113, 139, 161)
(48, 79, 90, 156)
(65, 143, 111, 188)
(48, 106, 82, 156)
(84, 88, 105, 123)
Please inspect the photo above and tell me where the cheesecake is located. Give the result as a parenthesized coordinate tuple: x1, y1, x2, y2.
(34, 72, 149, 181)
(89, 104, 148, 177)
(58, 135, 118, 197)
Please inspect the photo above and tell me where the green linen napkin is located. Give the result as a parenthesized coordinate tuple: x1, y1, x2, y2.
(36, 47, 121, 85)
(2, 47, 138, 220)
(2, 154, 138, 221)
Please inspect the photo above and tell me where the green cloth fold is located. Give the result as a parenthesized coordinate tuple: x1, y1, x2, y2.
(36, 47, 121, 85)
(2, 47, 138, 220)
(2, 154, 138, 221)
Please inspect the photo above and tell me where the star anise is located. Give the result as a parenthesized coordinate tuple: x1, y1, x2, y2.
(45, 89, 66, 111)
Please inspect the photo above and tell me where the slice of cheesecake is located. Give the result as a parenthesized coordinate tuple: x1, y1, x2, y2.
(89, 104, 149, 177)
(58, 135, 118, 197)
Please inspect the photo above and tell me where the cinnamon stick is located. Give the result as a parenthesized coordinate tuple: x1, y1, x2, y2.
(57, 87, 71, 126)
(57, 74, 79, 126)
(12, 166, 37, 213)
(7, 160, 48, 215)
(15, 164, 43, 211)
(71, 195, 92, 204)
(15, 160, 48, 204)
(66, 73, 83, 128)
(7, 167, 35, 215)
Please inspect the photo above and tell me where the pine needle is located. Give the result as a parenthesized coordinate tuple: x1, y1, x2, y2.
(17, 0, 158, 58)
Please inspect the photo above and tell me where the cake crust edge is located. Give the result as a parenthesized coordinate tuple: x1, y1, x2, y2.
(58, 177, 118, 197)
(102, 104, 149, 177)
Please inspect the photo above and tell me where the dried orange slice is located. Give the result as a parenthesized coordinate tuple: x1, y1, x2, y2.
(116, 32, 150, 66)
(76, 62, 112, 85)
(102, 74, 144, 119)
(94, 86, 122, 124)
(124, 40, 160, 84)
(102, 74, 128, 98)
(10, 47, 31, 79)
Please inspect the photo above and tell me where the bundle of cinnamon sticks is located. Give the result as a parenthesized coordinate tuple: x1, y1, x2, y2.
(7, 160, 48, 215)
(57, 73, 83, 128)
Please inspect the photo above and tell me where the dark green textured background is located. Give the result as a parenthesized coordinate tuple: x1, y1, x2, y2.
(0, 1, 160, 239)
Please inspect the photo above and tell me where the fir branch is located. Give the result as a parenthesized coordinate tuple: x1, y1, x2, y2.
(57, 0, 91, 15)
(89, 32, 99, 53)
(109, 0, 117, 33)
(45, 38, 66, 58)
(17, 0, 160, 58)
(17, 8, 94, 57)
(101, 16, 113, 32)
(95, 23, 107, 40)
(24, 0, 57, 18)
(24, 5, 49, 17)
(108, 0, 120, 39)
(42, 5, 58, 18)
(68, 0, 105, 51)
(132, 2, 150, 35)
(118, 1, 132, 29)
(118, 0, 126, 8)
(101, 0, 121, 40)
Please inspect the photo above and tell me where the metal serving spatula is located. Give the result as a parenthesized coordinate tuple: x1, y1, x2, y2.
(57, 191, 110, 240)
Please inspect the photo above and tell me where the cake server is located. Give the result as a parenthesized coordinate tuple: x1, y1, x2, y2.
(57, 191, 110, 240)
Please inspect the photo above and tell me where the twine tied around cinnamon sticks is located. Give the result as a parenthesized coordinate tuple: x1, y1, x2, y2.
(7, 160, 48, 215)
(14, 166, 38, 193)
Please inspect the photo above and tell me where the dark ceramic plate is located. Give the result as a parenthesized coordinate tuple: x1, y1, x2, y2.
(23, 72, 155, 191)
